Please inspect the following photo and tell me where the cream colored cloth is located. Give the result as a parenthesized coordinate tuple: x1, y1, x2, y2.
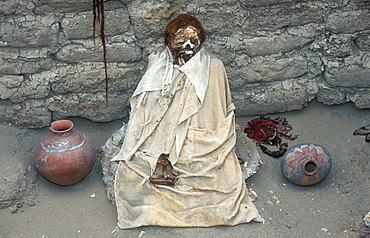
(112, 48, 262, 229)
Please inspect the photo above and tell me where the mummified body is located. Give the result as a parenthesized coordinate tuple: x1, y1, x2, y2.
(146, 15, 205, 185)
(112, 14, 262, 229)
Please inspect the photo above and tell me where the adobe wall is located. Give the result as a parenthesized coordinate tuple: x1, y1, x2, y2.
(1, 0, 369, 128)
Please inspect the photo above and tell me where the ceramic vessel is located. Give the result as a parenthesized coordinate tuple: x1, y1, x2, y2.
(281, 143, 331, 186)
(34, 120, 96, 186)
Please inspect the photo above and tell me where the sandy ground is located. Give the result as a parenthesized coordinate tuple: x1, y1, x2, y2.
(1, 100, 369, 238)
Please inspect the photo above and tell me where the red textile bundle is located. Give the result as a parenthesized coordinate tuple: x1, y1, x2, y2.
(244, 117, 279, 143)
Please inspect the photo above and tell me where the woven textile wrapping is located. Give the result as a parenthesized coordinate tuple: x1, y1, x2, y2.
(112, 48, 262, 229)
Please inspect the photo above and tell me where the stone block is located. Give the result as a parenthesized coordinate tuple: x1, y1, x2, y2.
(306, 54, 324, 77)
(0, 0, 21, 15)
(0, 48, 54, 74)
(0, 15, 59, 47)
(50, 62, 143, 94)
(230, 55, 307, 88)
(0, 75, 24, 100)
(0, 75, 23, 88)
(49, 92, 131, 122)
(287, 23, 324, 38)
(8, 72, 50, 103)
(352, 89, 370, 109)
(190, 0, 238, 5)
(325, 64, 370, 88)
(233, 78, 310, 116)
(356, 33, 370, 51)
(127, 0, 184, 39)
(204, 35, 237, 65)
(316, 82, 347, 105)
(240, 0, 310, 7)
(326, 10, 370, 34)
(62, 7, 130, 39)
(33, 0, 92, 14)
(240, 33, 313, 57)
(324, 33, 354, 57)
(1, 100, 51, 128)
(120, 0, 133, 4)
(241, 3, 324, 32)
(363, 54, 370, 68)
(56, 41, 141, 63)
(196, 6, 245, 36)
(0, 0, 35, 15)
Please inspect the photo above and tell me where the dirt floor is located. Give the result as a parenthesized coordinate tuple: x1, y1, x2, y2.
(1, 100, 369, 238)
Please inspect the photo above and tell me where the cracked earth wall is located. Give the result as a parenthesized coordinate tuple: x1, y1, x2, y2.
(1, 0, 369, 128)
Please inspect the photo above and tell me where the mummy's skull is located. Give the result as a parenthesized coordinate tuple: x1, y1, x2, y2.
(170, 26, 202, 66)
(164, 14, 206, 66)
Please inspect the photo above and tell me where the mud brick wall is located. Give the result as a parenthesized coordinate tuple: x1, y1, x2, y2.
(1, 0, 369, 128)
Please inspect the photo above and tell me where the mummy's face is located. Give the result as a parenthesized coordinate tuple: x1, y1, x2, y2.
(170, 26, 201, 66)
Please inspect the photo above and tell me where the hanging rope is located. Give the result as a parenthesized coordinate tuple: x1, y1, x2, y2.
(93, 0, 109, 103)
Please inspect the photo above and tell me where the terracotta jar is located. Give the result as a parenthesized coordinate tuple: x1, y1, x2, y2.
(281, 143, 331, 186)
(34, 120, 96, 186)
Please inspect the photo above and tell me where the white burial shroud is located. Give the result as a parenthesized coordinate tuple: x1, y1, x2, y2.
(112, 47, 262, 228)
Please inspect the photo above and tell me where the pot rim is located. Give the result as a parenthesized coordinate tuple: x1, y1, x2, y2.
(302, 158, 319, 176)
(50, 120, 74, 133)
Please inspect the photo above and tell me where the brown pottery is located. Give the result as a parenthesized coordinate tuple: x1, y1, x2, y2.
(34, 120, 96, 186)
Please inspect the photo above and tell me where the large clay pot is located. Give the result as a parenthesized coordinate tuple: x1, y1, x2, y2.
(281, 143, 331, 186)
(34, 120, 96, 186)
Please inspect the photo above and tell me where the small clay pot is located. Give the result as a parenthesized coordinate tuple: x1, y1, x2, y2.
(281, 143, 331, 186)
(34, 120, 96, 186)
